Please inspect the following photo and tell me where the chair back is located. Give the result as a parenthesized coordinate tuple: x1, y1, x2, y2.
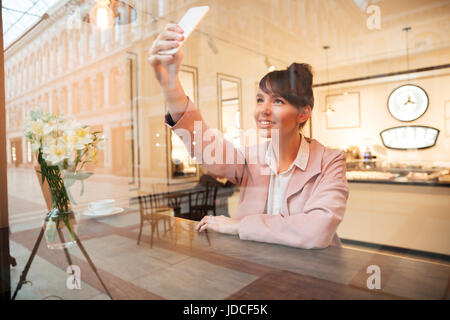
(187, 189, 208, 220)
(205, 184, 218, 209)
(137, 191, 156, 217)
(151, 183, 168, 208)
(189, 189, 207, 207)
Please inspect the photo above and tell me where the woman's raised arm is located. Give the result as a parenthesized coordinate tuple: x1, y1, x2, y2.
(148, 23, 187, 122)
(148, 24, 248, 185)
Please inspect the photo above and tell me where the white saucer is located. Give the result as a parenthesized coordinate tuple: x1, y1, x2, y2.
(82, 207, 124, 217)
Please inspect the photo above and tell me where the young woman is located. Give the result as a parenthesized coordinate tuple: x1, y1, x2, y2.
(148, 24, 349, 249)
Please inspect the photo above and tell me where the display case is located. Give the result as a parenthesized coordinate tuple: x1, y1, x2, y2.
(346, 159, 450, 186)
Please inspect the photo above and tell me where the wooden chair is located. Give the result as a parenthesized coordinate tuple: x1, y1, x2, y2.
(137, 191, 173, 247)
(187, 189, 208, 221)
(204, 184, 218, 216)
(151, 183, 173, 213)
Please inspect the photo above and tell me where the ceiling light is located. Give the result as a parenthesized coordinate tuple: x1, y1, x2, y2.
(84, 0, 137, 30)
(264, 56, 275, 71)
(326, 105, 335, 116)
(90, 0, 114, 30)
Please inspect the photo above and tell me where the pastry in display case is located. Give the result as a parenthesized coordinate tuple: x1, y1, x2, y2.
(438, 173, 450, 184)
(346, 170, 397, 181)
(345, 159, 450, 186)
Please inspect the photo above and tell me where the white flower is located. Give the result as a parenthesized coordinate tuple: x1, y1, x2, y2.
(23, 109, 104, 171)
(30, 142, 40, 152)
(29, 119, 44, 137)
(63, 121, 92, 151)
(42, 138, 70, 165)
(43, 121, 55, 136)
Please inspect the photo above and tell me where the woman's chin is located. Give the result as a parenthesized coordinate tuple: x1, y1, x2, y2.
(258, 127, 280, 139)
(258, 128, 271, 139)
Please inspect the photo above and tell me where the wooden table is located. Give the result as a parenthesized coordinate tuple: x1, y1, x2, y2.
(11, 212, 450, 300)
(159, 217, 450, 300)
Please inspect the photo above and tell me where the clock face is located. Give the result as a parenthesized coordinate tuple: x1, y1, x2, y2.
(387, 85, 429, 122)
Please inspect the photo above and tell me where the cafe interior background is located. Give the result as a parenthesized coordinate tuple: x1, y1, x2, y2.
(1, 0, 449, 299)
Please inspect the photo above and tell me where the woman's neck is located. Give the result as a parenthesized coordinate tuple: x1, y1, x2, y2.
(272, 132, 301, 173)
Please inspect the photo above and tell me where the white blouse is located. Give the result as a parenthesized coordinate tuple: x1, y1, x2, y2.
(265, 134, 310, 215)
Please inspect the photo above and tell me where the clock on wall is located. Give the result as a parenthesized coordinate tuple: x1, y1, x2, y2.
(387, 84, 429, 122)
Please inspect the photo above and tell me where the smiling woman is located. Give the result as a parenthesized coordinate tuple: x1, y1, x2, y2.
(149, 23, 349, 249)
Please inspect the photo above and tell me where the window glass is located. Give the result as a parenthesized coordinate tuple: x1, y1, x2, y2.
(3, 0, 450, 301)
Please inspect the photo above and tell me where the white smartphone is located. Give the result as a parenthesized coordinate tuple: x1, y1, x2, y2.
(159, 6, 209, 55)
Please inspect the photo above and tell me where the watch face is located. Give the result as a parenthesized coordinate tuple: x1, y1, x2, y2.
(387, 85, 429, 122)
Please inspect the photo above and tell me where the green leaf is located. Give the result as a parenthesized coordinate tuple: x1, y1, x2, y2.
(80, 180, 85, 197)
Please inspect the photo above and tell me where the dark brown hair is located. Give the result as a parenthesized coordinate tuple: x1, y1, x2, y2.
(259, 63, 314, 129)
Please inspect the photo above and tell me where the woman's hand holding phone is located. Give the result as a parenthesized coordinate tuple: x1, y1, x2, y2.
(148, 23, 185, 88)
(148, 24, 188, 122)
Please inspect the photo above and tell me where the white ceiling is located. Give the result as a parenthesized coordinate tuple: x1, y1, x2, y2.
(2, 0, 59, 48)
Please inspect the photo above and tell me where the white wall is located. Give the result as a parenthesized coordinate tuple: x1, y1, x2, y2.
(312, 72, 450, 164)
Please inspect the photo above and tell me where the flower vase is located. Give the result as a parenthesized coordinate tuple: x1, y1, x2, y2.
(35, 162, 79, 250)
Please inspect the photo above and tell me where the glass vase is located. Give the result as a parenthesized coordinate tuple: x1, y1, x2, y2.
(44, 207, 79, 250)
(37, 157, 79, 250)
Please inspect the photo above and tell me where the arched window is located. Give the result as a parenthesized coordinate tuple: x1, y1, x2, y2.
(60, 86, 68, 116)
(30, 53, 36, 88)
(60, 31, 68, 70)
(93, 73, 104, 109)
(44, 43, 50, 80)
(51, 89, 58, 115)
(71, 82, 80, 114)
(25, 58, 29, 91)
(12, 65, 17, 96)
(18, 62, 23, 94)
(36, 49, 42, 84)
(109, 66, 119, 106)
(44, 93, 49, 113)
(51, 37, 59, 75)
(83, 77, 92, 112)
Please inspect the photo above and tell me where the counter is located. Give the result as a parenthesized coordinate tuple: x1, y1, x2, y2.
(347, 179, 450, 187)
(338, 181, 450, 255)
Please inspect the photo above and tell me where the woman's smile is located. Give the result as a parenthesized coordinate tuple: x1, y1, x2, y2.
(258, 119, 277, 128)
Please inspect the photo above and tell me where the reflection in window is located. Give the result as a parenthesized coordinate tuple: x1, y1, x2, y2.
(11, 146, 16, 163)
(27, 141, 32, 163)
(167, 66, 199, 183)
(218, 75, 242, 149)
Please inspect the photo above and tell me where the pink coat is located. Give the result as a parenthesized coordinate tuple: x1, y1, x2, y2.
(166, 99, 349, 249)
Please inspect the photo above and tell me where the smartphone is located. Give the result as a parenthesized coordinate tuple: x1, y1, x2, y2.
(159, 6, 209, 55)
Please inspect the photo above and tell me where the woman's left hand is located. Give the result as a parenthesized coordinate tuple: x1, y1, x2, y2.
(195, 215, 240, 235)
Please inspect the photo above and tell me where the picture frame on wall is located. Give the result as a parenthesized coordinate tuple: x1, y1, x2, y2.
(165, 65, 200, 185)
(325, 92, 361, 129)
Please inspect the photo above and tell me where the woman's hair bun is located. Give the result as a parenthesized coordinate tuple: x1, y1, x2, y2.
(259, 62, 314, 112)
(288, 63, 313, 87)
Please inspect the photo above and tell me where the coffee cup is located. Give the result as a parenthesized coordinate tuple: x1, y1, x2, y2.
(88, 199, 115, 214)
